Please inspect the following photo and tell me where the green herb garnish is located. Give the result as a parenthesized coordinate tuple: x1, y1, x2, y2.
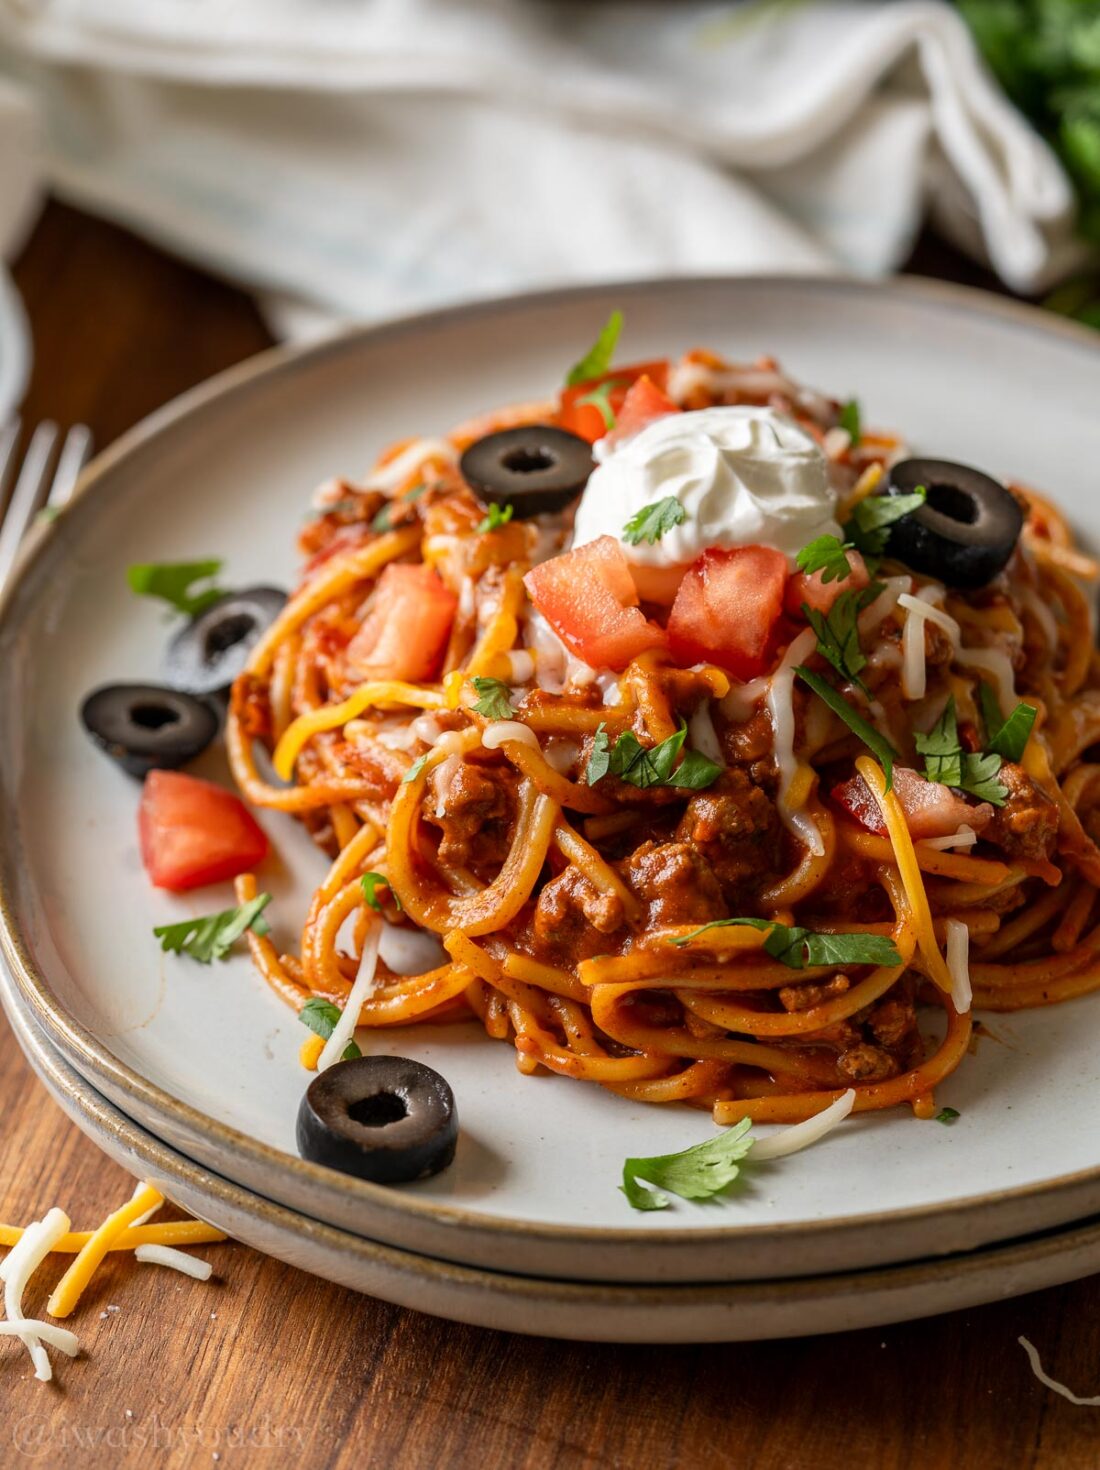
(794, 666, 899, 789)
(669, 916, 901, 969)
(153, 894, 271, 964)
(844, 487, 927, 557)
(621, 495, 687, 547)
(360, 871, 401, 913)
(796, 534, 856, 585)
(372, 482, 427, 533)
(470, 676, 515, 721)
(935, 1107, 960, 1125)
(574, 378, 626, 432)
(838, 398, 861, 445)
(477, 502, 514, 534)
(621, 1118, 754, 1211)
(127, 558, 226, 618)
(298, 997, 362, 1062)
(914, 697, 1009, 805)
(566, 310, 624, 386)
(987, 701, 1038, 764)
(403, 753, 430, 784)
(585, 721, 721, 791)
(802, 583, 882, 689)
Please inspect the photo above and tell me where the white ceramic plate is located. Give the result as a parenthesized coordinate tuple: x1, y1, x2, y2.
(8, 967, 1100, 1344)
(3, 277, 1100, 1287)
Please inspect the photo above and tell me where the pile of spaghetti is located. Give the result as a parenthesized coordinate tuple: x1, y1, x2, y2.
(226, 345, 1100, 1125)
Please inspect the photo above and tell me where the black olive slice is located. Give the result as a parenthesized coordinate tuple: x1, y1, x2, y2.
(80, 683, 219, 779)
(162, 586, 286, 696)
(296, 1055, 457, 1184)
(460, 426, 595, 518)
(883, 458, 1025, 590)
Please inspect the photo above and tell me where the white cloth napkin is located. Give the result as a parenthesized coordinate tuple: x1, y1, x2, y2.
(0, 0, 1084, 348)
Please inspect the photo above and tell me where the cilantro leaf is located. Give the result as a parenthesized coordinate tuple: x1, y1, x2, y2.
(566, 310, 624, 387)
(796, 534, 855, 585)
(470, 676, 515, 721)
(977, 681, 1005, 746)
(153, 894, 272, 964)
(372, 482, 426, 533)
(621, 496, 687, 547)
(914, 696, 964, 788)
(477, 502, 514, 534)
(960, 751, 1009, 806)
(584, 720, 721, 791)
(803, 588, 869, 688)
(794, 666, 898, 789)
(360, 871, 402, 913)
(127, 558, 225, 618)
(669, 916, 901, 970)
(838, 398, 861, 445)
(298, 997, 362, 1062)
(622, 1118, 754, 1211)
(987, 701, 1038, 764)
(935, 1106, 960, 1125)
(844, 488, 927, 557)
(403, 752, 430, 784)
(574, 378, 627, 432)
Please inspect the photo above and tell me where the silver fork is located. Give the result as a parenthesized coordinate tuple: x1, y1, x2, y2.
(0, 421, 94, 591)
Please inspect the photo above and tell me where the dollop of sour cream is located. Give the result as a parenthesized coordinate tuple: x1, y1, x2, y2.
(571, 406, 841, 570)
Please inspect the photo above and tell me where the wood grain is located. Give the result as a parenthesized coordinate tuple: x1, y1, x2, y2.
(2, 200, 1098, 1469)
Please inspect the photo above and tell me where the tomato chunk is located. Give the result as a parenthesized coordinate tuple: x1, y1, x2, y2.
(667, 546, 788, 679)
(524, 536, 667, 671)
(559, 360, 670, 444)
(786, 550, 870, 618)
(140, 771, 268, 892)
(601, 374, 679, 450)
(346, 564, 457, 682)
(832, 767, 993, 840)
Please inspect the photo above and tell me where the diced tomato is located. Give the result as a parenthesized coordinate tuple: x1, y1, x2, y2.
(346, 564, 457, 682)
(140, 771, 269, 892)
(600, 375, 679, 450)
(524, 536, 667, 671)
(666, 546, 788, 679)
(559, 360, 670, 444)
(786, 550, 870, 618)
(832, 767, 994, 840)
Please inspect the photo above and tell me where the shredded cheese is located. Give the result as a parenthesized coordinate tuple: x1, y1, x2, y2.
(856, 756, 954, 995)
(945, 918, 973, 1014)
(317, 920, 381, 1071)
(0, 1221, 225, 1253)
(767, 628, 824, 856)
(1, 1207, 72, 1380)
(919, 825, 977, 851)
(273, 681, 446, 780)
(47, 1184, 164, 1320)
(752, 1090, 856, 1161)
(299, 1033, 326, 1070)
(1019, 1336, 1100, 1406)
(482, 721, 540, 751)
(688, 702, 725, 768)
(366, 437, 455, 492)
(134, 1245, 213, 1281)
(898, 590, 960, 701)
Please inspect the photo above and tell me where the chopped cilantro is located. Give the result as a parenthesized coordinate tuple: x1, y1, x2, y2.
(574, 378, 627, 432)
(621, 1118, 754, 1211)
(565, 310, 624, 386)
(838, 398, 861, 445)
(403, 752, 430, 784)
(935, 1107, 960, 1125)
(372, 483, 426, 533)
(360, 871, 401, 913)
(987, 700, 1038, 764)
(470, 676, 515, 721)
(977, 681, 1005, 746)
(298, 997, 362, 1062)
(584, 720, 721, 791)
(621, 495, 687, 547)
(794, 666, 898, 789)
(127, 558, 226, 618)
(669, 916, 901, 970)
(477, 502, 514, 534)
(802, 584, 881, 689)
(153, 894, 271, 964)
(914, 697, 1009, 806)
(796, 534, 855, 585)
(844, 487, 927, 557)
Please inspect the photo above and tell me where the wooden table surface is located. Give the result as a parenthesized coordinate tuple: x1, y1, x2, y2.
(3, 202, 1099, 1469)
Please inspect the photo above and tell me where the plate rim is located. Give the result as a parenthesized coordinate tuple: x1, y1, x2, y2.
(4, 270, 1100, 1258)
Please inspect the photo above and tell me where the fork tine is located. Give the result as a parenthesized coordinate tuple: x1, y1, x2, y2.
(47, 425, 93, 509)
(0, 422, 60, 590)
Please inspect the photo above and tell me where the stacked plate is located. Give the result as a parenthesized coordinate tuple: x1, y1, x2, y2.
(3, 277, 1100, 1343)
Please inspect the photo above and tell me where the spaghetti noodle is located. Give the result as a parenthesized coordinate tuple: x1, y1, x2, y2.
(226, 345, 1100, 1126)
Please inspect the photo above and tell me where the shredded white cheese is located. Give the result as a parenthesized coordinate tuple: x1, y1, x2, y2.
(1, 1207, 73, 1381)
(1019, 1335, 1100, 1406)
(956, 644, 1018, 710)
(898, 590, 961, 701)
(502, 650, 536, 684)
(688, 702, 725, 768)
(482, 721, 540, 751)
(766, 628, 824, 857)
(752, 1090, 856, 1161)
(945, 918, 973, 1014)
(366, 437, 454, 492)
(318, 921, 382, 1071)
(919, 825, 977, 851)
(821, 427, 851, 461)
(134, 1245, 213, 1281)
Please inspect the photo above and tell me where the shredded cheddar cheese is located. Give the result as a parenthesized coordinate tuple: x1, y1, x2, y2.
(47, 1184, 165, 1319)
(299, 1033, 326, 1070)
(274, 680, 447, 779)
